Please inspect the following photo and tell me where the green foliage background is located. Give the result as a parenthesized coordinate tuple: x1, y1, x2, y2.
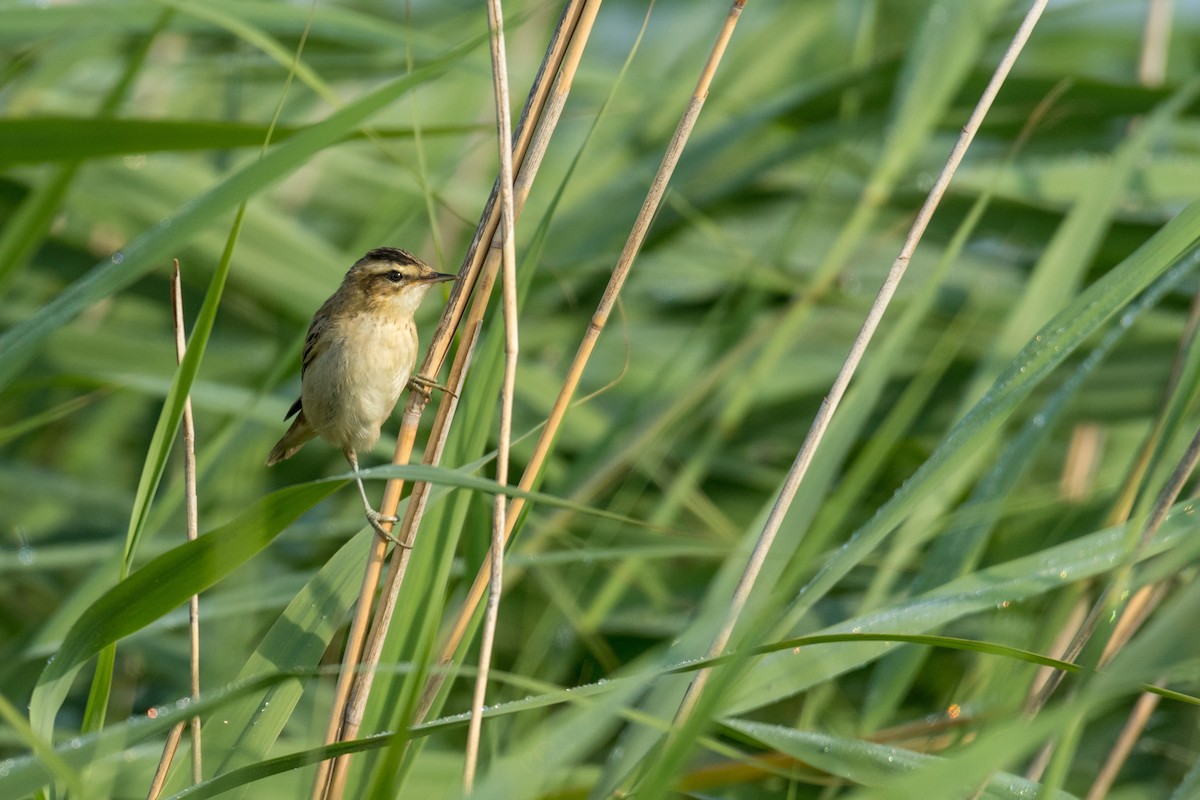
(2, 0, 1200, 797)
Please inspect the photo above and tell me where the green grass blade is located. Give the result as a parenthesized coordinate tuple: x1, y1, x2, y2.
(162, 526, 376, 795)
(0, 118, 473, 167)
(861, 246, 1198, 729)
(727, 496, 1200, 713)
(776, 203, 1200, 635)
(0, 674, 296, 799)
(28, 481, 339, 740)
(0, 690, 83, 796)
(725, 721, 1075, 799)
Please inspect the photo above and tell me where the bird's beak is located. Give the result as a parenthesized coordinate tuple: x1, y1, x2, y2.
(422, 272, 457, 284)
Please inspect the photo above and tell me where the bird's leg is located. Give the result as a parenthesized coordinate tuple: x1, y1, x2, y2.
(409, 373, 457, 401)
(344, 449, 408, 548)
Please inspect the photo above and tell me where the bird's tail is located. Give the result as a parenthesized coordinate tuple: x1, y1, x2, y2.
(266, 410, 317, 466)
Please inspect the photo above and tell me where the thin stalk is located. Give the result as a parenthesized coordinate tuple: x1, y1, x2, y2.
(1086, 583, 1170, 800)
(464, 0, 520, 786)
(173, 264, 204, 784)
(1023, 423, 1200, 785)
(1026, 296, 1200, 719)
(1138, 0, 1173, 88)
(1031, 423, 1200, 791)
(413, 0, 742, 726)
(672, 0, 1050, 728)
(1027, 422, 1200, 721)
(1086, 684, 1164, 799)
(1098, 583, 1170, 665)
(322, 6, 602, 789)
(312, 4, 594, 796)
(1019, 167, 1200, 789)
(309, 539, 390, 800)
(145, 723, 184, 800)
(147, 263, 203, 797)
(324, 325, 480, 800)
(1106, 283, 1200, 529)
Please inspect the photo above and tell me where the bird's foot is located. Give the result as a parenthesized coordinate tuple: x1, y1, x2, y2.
(366, 509, 410, 548)
(409, 373, 457, 401)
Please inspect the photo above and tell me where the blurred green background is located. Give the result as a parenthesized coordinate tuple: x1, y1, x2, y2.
(3, 0, 1200, 797)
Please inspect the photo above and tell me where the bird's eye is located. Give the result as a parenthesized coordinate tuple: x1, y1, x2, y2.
(385, 270, 404, 283)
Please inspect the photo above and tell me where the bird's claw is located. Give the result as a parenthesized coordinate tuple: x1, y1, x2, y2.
(409, 373, 457, 401)
(366, 509, 410, 548)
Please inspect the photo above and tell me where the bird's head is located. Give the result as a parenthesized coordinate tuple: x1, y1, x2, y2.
(345, 247, 456, 314)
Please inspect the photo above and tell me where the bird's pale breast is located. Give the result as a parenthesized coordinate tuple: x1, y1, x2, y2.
(301, 313, 418, 455)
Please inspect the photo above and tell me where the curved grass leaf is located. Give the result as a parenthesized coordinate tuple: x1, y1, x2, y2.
(847, 578, 1200, 800)
(161, 523, 374, 796)
(727, 496, 1200, 714)
(77, 203, 247, 737)
(357, 463, 685, 535)
(121, 206, 244, 573)
(25, 461, 667, 746)
(862, 244, 1199, 728)
(82, 3, 300, 735)
(0, 119, 475, 168)
(0, 674, 296, 799)
(14, 612, 1195, 800)
(28, 481, 339, 740)
(725, 721, 1076, 800)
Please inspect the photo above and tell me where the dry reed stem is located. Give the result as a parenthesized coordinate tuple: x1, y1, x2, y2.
(1105, 287, 1200, 516)
(324, 324, 479, 800)
(492, 316, 766, 584)
(1024, 427, 1200, 785)
(330, 0, 584, 706)
(147, 263, 202, 799)
(321, 240, 498, 800)
(672, 0, 1050, 728)
(1025, 284, 1200, 739)
(309, 518, 391, 797)
(1025, 592, 1108, 721)
(1019, 200, 1200, 787)
(352, 0, 598, 728)
(1027, 390, 1200, 717)
(1099, 582, 1169, 666)
(1027, 597, 1088, 706)
(316, 8, 596, 795)
(1087, 683, 1164, 799)
(412, 0, 742, 726)
(463, 0, 520, 790)
(1139, 0, 1174, 88)
(171, 263, 203, 784)
(146, 722, 184, 800)
(1059, 423, 1103, 502)
(1023, 586, 1167, 784)
(1089, 586, 1168, 800)
(349, 321, 483, 697)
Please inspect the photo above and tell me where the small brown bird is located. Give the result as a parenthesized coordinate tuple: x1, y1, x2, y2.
(267, 247, 455, 541)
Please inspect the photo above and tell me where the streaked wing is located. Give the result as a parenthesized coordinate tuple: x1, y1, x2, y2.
(300, 314, 329, 379)
(285, 312, 329, 420)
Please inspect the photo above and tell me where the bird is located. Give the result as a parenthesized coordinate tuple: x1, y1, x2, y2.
(266, 247, 455, 542)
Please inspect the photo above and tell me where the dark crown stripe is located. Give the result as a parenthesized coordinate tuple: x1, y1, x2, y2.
(361, 247, 421, 266)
